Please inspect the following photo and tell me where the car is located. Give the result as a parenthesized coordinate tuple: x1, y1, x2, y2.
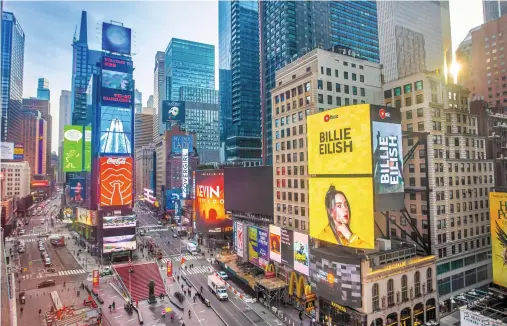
(42, 253, 49, 259)
(19, 229, 25, 235)
(18, 247, 25, 253)
(41, 220, 45, 224)
(172, 233, 179, 238)
(218, 271, 229, 280)
(46, 267, 56, 273)
(24, 220, 29, 225)
(44, 258, 52, 267)
(39, 246, 46, 252)
(100, 267, 113, 276)
(37, 280, 55, 288)
(157, 221, 162, 225)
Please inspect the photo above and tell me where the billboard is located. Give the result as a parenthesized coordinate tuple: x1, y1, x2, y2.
(102, 56, 134, 74)
(101, 88, 132, 109)
(490, 192, 507, 288)
(162, 101, 185, 123)
(84, 127, 91, 172)
(171, 135, 193, 154)
(99, 157, 133, 207)
(258, 228, 269, 268)
(269, 225, 281, 263)
(38, 119, 44, 174)
(102, 69, 133, 91)
(76, 207, 97, 226)
(281, 228, 294, 268)
(182, 149, 189, 198)
(309, 248, 362, 308)
(0, 142, 14, 160)
(103, 234, 136, 253)
(309, 177, 374, 249)
(195, 170, 232, 233)
(248, 226, 259, 266)
(103, 215, 136, 229)
(166, 189, 181, 212)
(235, 221, 245, 258)
(13, 143, 24, 160)
(99, 106, 132, 154)
(63, 125, 84, 172)
(293, 231, 309, 276)
(102, 22, 132, 55)
(69, 178, 86, 203)
(31, 180, 49, 187)
(93, 270, 100, 287)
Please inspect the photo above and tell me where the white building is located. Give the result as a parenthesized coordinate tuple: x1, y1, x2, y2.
(377, 1, 452, 83)
(58, 90, 71, 183)
(0, 161, 30, 198)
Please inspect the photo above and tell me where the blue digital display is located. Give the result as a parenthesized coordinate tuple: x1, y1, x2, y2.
(99, 106, 132, 154)
(102, 23, 132, 55)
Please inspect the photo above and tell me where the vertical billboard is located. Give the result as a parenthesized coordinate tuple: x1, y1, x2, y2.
(63, 125, 84, 172)
(269, 225, 281, 263)
(165, 189, 181, 212)
(195, 170, 232, 233)
(38, 119, 44, 174)
(69, 177, 86, 203)
(490, 192, 507, 288)
(235, 221, 245, 258)
(0, 142, 14, 160)
(182, 148, 189, 198)
(162, 101, 185, 123)
(102, 23, 132, 55)
(99, 157, 133, 207)
(99, 105, 132, 154)
(258, 228, 269, 268)
(84, 126, 92, 171)
(281, 228, 294, 268)
(171, 135, 193, 154)
(293, 231, 309, 276)
(248, 226, 259, 266)
(13, 143, 24, 160)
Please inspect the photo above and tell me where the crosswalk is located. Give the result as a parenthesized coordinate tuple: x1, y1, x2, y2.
(58, 269, 87, 276)
(20, 268, 86, 279)
(180, 265, 214, 275)
(160, 254, 204, 265)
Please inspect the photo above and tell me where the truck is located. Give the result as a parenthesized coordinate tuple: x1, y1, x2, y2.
(186, 242, 198, 255)
(207, 274, 228, 301)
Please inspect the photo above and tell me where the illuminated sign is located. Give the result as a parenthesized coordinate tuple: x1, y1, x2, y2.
(102, 23, 132, 55)
(101, 88, 132, 109)
(103, 215, 136, 229)
(167, 260, 172, 277)
(102, 56, 134, 74)
(38, 119, 44, 174)
(182, 149, 189, 199)
(63, 125, 84, 172)
(0, 142, 14, 160)
(195, 170, 231, 234)
(171, 135, 193, 154)
(490, 192, 507, 288)
(32, 180, 49, 187)
(99, 157, 133, 207)
(76, 207, 98, 226)
(13, 143, 24, 160)
(162, 101, 185, 123)
(92, 270, 100, 287)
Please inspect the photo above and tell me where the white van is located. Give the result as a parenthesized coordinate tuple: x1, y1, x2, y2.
(186, 243, 198, 255)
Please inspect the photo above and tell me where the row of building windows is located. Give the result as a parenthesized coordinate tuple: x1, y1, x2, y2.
(437, 226, 490, 243)
(384, 81, 424, 99)
(437, 213, 489, 229)
(275, 215, 307, 230)
(437, 264, 489, 296)
(318, 80, 368, 95)
(437, 237, 490, 259)
(274, 82, 311, 104)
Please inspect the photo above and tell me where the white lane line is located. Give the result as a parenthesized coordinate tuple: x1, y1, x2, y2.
(127, 318, 136, 322)
(199, 310, 206, 313)
(114, 315, 123, 319)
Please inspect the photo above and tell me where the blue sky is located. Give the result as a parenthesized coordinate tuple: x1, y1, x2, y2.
(4, 0, 482, 152)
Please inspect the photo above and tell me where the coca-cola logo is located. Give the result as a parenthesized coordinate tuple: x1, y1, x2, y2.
(107, 157, 127, 166)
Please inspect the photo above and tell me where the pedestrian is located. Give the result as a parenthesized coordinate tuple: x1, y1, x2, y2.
(20, 307, 23, 314)
(112, 301, 116, 310)
(108, 305, 111, 312)
(39, 308, 42, 315)
(188, 310, 191, 319)
(193, 295, 196, 303)
(299, 310, 303, 320)
(181, 284, 184, 291)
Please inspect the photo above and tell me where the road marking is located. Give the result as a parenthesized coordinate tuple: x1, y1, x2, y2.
(199, 310, 206, 313)
(110, 295, 118, 299)
(114, 315, 123, 319)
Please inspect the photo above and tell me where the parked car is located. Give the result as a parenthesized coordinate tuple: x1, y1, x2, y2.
(38, 280, 55, 288)
(39, 246, 45, 252)
(218, 271, 229, 281)
(100, 267, 113, 276)
(44, 258, 52, 267)
(19, 229, 25, 235)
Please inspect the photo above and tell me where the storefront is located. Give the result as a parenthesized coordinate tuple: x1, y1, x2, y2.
(318, 297, 366, 326)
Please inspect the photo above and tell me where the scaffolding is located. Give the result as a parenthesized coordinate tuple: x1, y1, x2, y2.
(256, 277, 287, 307)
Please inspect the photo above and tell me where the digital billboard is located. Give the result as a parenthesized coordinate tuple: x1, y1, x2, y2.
(309, 177, 374, 249)
(102, 88, 132, 109)
(99, 157, 133, 207)
(102, 69, 133, 91)
(309, 248, 362, 308)
(13, 143, 24, 160)
(235, 221, 245, 258)
(162, 101, 185, 123)
(37, 119, 44, 174)
(258, 228, 269, 268)
(195, 170, 232, 234)
(102, 23, 132, 55)
(171, 135, 193, 154)
(0, 142, 14, 160)
(63, 125, 84, 172)
(69, 178, 86, 203)
(490, 192, 507, 288)
(281, 228, 294, 268)
(76, 207, 97, 226)
(166, 189, 181, 212)
(103, 234, 136, 253)
(293, 231, 309, 276)
(248, 226, 259, 266)
(84, 126, 91, 172)
(102, 56, 134, 74)
(103, 215, 136, 229)
(99, 106, 132, 154)
(269, 225, 281, 263)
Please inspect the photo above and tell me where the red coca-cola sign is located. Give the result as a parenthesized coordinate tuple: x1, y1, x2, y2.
(99, 157, 133, 207)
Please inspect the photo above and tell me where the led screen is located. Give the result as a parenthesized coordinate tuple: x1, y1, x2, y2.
(102, 23, 132, 55)
(102, 69, 133, 91)
(195, 170, 232, 234)
(101, 88, 132, 109)
(103, 215, 136, 229)
(99, 106, 132, 154)
(69, 178, 86, 203)
(99, 157, 133, 207)
(103, 234, 136, 253)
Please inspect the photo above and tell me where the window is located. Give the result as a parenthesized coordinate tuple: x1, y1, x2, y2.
(335, 83, 341, 92)
(352, 73, 357, 81)
(360, 75, 364, 82)
(401, 275, 408, 301)
(415, 271, 421, 297)
(406, 97, 412, 106)
(318, 94, 323, 103)
(336, 97, 342, 106)
(416, 94, 423, 104)
(344, 85, 350, 94)
(344, 71, 349, 79)
(326, 67, 331, 76)
(404, 84, 412, 93)
(353, 86, 357, 95)
(327, 95, 332, 104)
(360, 88, 365, 97)
(427, 268, 433, 292)
(394, 87, 402, 96)
(417, 108, 424, 117)
(415, 80, 423, 90)
(327, 82, 332, 91)
(372, 283, 379, 310)
(318, 80, 323, 90)
(387, 279, 394, 306)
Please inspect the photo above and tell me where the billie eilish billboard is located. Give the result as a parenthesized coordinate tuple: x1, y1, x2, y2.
(307, 104, 403, 249)
(490, 192, 507, 288)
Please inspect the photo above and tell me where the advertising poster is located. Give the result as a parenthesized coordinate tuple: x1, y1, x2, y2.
(102, 69, 133, 91)
(63, 125, 84, 172)
(162, 101, 185, 123)
(103, 215, 136, 229)
(171, 135, 193, 154)
(0, 142, 14, 160)
(281, 228, 294, 268)
(165, 189, 181, 212)
(69, 178, 86, 203)
(76, 207, 97, 226)
(99, 105, 132, 154)
(235, 221, 244, 258)
(13, 143, 24, 160)
(258, 228, 269, 268)
(248, 226, 259, 266)
(309, 177, 374, 249)
(99, 157, 133, 207)
(293, 231, 310, 276)
(92, 270, 100, 287)
(38, 119, 44, 174)
(307, 104, 372, 176)
(103, 234, 136, 253)
(102, 23, 132, 55)
(182, 149, 189, 198)
(195, 170, 232, 233)
(102, 88, 132, 109)
(490, 192, 507, 288)
(269, 225, 281, 263)
(309, 248, 362, 308)
(102, 56, 134, 74)
(167, 260, 173, 277)
(84, 126, 91, 172)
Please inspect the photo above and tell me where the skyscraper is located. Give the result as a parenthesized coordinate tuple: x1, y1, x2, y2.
(259, 1, 380, 164)
(147, 95, 154, 108)
(20, 109, 47, 177)
(219, 1, 262, 164)
(37, 77, 50, 101)
(377, 1, 452, 83)
(135, 89, 142, 113)
(153, 51, 164, 142)
(483, 0, 507, 22)
(58, 90, 71, 183)
(23, 97, 51, 176)
(71, 11, 101, 125)
(1, 11, 25, 143)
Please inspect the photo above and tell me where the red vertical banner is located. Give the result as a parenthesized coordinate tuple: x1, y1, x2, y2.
(166, 260, 172, 277)
(92, 270, 100, 287)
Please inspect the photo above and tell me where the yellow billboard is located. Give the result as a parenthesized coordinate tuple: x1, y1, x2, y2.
(307, 104, 372, 176)
(309, 177, 374, 249)
(490, 192, 507, 288)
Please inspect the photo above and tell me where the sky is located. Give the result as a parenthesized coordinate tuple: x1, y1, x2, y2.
(4, 0, 483, 153)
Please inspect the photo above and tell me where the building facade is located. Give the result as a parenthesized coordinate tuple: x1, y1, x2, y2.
(134, 111, 153, 150)
(135, 89, 142, 113)
(0, 161, 30, 198)
(58, 90, 71, 183)
(37, 77, 50, 100)
(271, 48, 382, 233)
(383, 72, 494, 313)
(483, 0, 507, 22)
(1, 11, 25, 143)
(180, 87, 220, 163)
(153, 51, 165, 142)
(455, 27, 480, 91)
(470, 15, 507, 106)
(219, 1, 262, 163)
(20, 109, 47, 177)
(135, 145, 155, 201)
(22, 97, 51, 176)
(259, 1, 379, 165)
(147, 95, 154, 109)
(377, 1, 452, 83)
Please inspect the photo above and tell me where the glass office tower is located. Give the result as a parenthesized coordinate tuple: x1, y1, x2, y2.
(37, 78, 50, 101)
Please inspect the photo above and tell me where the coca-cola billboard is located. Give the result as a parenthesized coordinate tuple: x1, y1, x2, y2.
(99, 157, 133, 207)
